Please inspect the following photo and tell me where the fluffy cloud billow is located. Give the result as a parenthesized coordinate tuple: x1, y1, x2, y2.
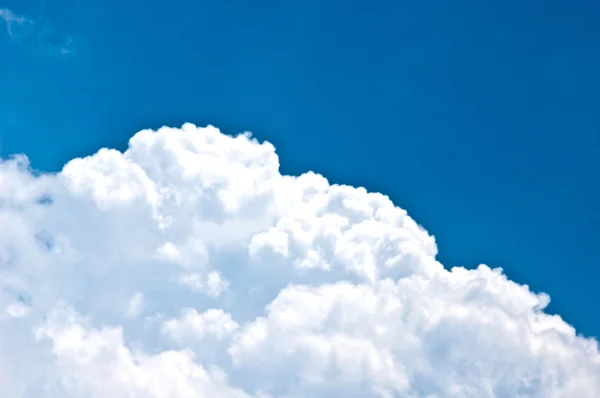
(0, 123, 598, 397)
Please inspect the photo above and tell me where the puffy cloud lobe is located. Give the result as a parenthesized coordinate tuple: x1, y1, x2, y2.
(0, 123, 598, 397)
(162, 308, 239, 342)
(34, 307, 248, 398)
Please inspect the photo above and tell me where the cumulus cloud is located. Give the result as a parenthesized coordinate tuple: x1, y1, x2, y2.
(0, 123, 598, 397)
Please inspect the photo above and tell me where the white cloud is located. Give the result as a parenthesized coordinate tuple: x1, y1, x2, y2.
(33, 306, 249, 398)
(0, 123, 598, 397)
(0, 8, 74, 55)
(125, 292, 144, 318)
(0, 8, 31, 37)
(162, 308, 239, 343)
(179, 271, 229, 298)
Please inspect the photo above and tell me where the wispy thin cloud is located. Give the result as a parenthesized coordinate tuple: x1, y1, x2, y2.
(0, 8, 33, 37)
(0, 7, 76, 56)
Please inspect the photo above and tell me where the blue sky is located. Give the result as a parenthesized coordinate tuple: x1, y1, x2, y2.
(1, 0, 599, 340)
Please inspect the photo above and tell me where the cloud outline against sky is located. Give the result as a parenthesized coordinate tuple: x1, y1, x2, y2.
(0, 123, 598, 397)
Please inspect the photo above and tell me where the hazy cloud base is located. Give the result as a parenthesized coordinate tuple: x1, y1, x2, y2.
(0, 124, 598, 397)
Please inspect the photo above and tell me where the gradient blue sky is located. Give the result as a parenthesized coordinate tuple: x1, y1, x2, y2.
(1, 0, 598, 338)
